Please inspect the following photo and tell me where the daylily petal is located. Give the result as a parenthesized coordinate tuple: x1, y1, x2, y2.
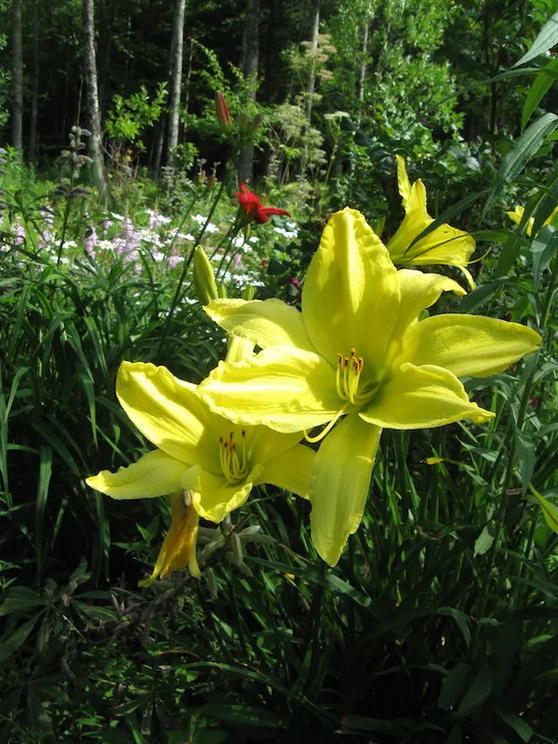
(302, 208, 400, 369)
(183, 464, 263, 522)
(391, 269, 466, 342)
(225, 335, 255, 363)
(139, 491, 200, 586)
(387, 157, 476, 284)
(359, 363, 493, 429)
(403, 314, 541, 378)
(205, 298, 313, 351)
(396, 154, 413, 209)
(248, 425, 305, 466)
(258, 443, 315, 499)
(116, 361, 219, 472)
(86, 449, 189, 499)
(199, 346, 341, 433)
(309, 414, 382, 566)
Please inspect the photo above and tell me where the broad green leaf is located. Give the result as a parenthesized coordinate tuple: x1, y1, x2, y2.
(514, 12, 558, 68)
(200, 704, 286, 729)
(35, 445, 53, 577)
(438, 663, 470, 710)
(531, 172, 558, 236)
(485, 114, 558, 216)
(531, 486, 558, 533)
(474, 523, 496, 556)
(0, 616, 40, 662)
(522, 58, 558, 131)
(457, 667, 493, 715)
(458, 277, 512, 313)
(0, 587, 46, 616)
(337, 715, 406, 736)
(515, 431, 536, 495)
(497, 710, 533, 742)
(532, 225, 558, 289)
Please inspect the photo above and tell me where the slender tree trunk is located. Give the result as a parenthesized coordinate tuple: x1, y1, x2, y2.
(305, 0, 320, 123)
(82, 0, 107, 199)
(167, 0, 186, 164)
(182, 37, 194, 141)
(12, 0, 23, 155)
(356, 18, 369, 126)
(153, 117, 166, 175)
(237, 0, 259, 184)
(29, 0, 40, 162)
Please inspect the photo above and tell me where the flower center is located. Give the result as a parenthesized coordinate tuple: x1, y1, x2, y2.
(219, 431, 248, 484)
(336, 348, 365, 405)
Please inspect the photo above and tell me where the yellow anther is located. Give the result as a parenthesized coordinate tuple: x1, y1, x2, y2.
(219, 430, 248, 483)
(335, 348, 365, 405)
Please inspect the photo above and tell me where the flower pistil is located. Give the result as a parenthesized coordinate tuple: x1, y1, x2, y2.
(219, 431, 248, 483)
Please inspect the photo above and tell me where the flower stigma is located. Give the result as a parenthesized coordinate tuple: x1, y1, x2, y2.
(219, 430, 248, 483)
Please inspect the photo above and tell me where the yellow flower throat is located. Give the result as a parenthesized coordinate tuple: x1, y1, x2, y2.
(219, 431, 248, 483)
(336, 348, 364, 405)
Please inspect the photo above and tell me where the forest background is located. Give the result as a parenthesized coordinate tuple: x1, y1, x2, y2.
(2, 0, 558, 742)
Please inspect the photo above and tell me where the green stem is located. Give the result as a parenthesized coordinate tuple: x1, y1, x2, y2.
(156, 178, 229, 358)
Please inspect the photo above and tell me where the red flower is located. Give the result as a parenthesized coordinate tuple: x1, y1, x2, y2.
(234, 183, 290, 224)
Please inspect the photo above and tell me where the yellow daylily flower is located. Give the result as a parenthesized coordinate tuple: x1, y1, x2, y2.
(507, 204, 558, 238)
(386, 156, 477, 288)
(199, 208, 541, 566)
(86, 361, 314, 585)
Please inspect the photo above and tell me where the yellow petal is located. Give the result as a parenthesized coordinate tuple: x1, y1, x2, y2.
(205, 298, 313, 351)
(302, 208, 400, 369)
(388, 157, 476, 278)
(309, 414, 382, 566)
(139, 490, 200, 586)
(184, 465, 262, 522)
(359, 363, 494, 429)
(403, 314, 541, 378)
(396, 155, 413, 209)
(225, 335, 255, 363)
(199, 346, 342, 434)
(259, 443, 315, 499)
(86, 449, 188, 499)
(116, 361, 219, 472)
(391, 269, 466, 341)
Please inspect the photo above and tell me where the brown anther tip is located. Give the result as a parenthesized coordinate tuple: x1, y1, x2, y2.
(350, 347, 356, 354)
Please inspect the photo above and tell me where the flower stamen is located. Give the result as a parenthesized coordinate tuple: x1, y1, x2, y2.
(220, 431, 249, 483)
(335, 348, 365, 405)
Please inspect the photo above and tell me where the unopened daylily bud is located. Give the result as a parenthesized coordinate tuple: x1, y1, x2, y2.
(237, 112, 249, 135)
(217, 282, 227, 298)
(193, 246, 219, 305)
(205, 567, 219, 599)
(242, 285, 255, 301)
(215, 91, 232, 135)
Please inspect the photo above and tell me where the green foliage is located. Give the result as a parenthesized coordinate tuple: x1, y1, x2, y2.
(2, 2, 558, 742)
(105, 84, 168, 151)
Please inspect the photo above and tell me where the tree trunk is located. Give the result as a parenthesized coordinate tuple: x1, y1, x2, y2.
(182, 37, 194, 141)
(29, 0, 40, 162)
(356, 18, 369, 126)
(12, 0, 23, 155)
(167, 0, 186, 164)
(237, 0, 259, 185)
(82, 0, 106, 199)
(305, 0, 320, 123)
